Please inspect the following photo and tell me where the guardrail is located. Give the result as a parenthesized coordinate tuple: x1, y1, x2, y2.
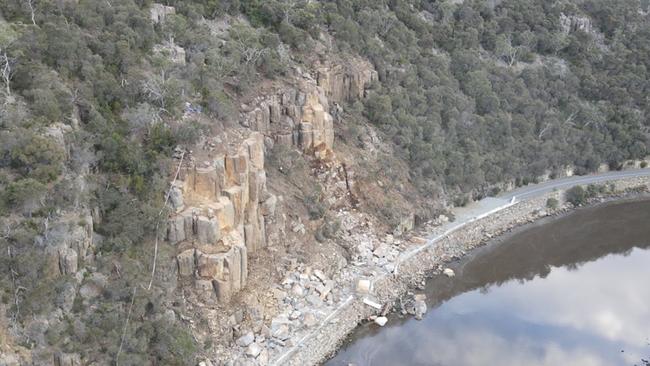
(394, 197, 518, 275)
(270, 197, 520, 366)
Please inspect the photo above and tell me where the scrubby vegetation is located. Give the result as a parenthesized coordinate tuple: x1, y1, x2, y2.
(0, 0, 648, 364)
(565, 183, 610, 205)
(546, 197, 559, 209)
(565, 186, 587, 206)
(235, 0, 650, 195)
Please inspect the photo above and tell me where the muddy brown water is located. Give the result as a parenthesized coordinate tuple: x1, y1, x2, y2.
(326, 198, 650, 366)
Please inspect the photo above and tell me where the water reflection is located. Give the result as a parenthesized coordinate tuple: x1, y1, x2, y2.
(327, 199, 650, 366)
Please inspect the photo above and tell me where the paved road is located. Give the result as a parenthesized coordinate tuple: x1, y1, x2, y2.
(499, 169, 650, 201)
(451, 168, 650, 223)
(274, 168, 650, 366)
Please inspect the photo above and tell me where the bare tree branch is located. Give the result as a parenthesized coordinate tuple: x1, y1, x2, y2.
(236, 39, 268, 65)
(26, 0, 36, 26)
(116, 286, 137, 366)
(147, 151, 185, 290)
(0, 49, 15, 96)
(538, 122, 552, 139)
(563, 111, 578, 126)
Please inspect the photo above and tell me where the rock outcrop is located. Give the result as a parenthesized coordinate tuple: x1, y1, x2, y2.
(240, 59, 377, 159)
(150, 3, 175, 24)
(560, 13, 593, 34)
(168, 132, 276, 303)
(40, 211, 94, 278)
(316, 59, 378, 103)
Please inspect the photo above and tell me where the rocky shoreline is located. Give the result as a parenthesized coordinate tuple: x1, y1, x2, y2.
(273, 176, 650, 366)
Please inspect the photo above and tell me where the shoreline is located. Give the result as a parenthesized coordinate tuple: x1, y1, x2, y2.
(463, 193, 650, 263)
(273, 176, 650, 366)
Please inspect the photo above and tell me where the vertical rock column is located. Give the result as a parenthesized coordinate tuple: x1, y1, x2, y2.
(169, 132, 274, 303)
(240, 58, 377, 159)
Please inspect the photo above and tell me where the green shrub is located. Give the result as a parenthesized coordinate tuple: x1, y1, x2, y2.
(546, 197, 559, 210)
(488, 187, 501, 197)
(453, 195, 470, 207)
(4, 178, 47, 214)
(586, 184, 606, 198)
(305, 193, 326, 220)
(565, 186, 587, 206)
(147, 123, 176, 154)
(641, 161, 648, 168)
(9, 133, 65, 183)
(174, 121, 204, 146)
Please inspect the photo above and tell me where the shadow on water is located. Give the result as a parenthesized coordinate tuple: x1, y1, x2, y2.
(327, 198, 650, 366)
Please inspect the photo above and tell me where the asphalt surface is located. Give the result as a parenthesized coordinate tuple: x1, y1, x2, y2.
(449, 168, 650, 233)
(498, 169, 650, 201)
(274, 168, 650, 366)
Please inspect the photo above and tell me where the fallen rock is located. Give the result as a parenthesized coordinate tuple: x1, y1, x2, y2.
(261, 324, 271, 338)
(272, 288, 287, 301)
(54, 353, 81, 366)
(270, 315, 291, 340)
(258, 349, 269, 365)
(56, 282, 77, 312)
(414, 299, 427, 320)
(373, 244, 390, 258)
(410, 236, 427, 244)
(229, 309, 245, 326)
(303, 313, 318, 328)
(236, 332, 255, 347)
(363, 297, 382, 309)
(356, 279, 372, 294)
(245, 343, 262, 358)
(306, 294, 323, 307)
(291, 221, 306, 234)
(313, 269, 327, 283)
(443, 268, 455, 277)
(272, 324, 290, 340)
(291, 283, 304, 297)
(374, 316, 388, 327)
(315, 283, 332, 299)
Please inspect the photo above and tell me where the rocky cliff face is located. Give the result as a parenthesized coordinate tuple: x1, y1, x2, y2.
(240, 59, 377, 159)
(560, 13, 593, 34)
(316, 59, 378, 103)
(168, 132, 276, 303)
(173, 58, 377, 304)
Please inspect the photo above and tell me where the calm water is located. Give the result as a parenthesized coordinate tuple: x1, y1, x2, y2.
(327, 199, 650, 366)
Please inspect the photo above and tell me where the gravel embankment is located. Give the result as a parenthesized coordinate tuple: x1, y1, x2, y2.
(274, 176, 650, 366)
